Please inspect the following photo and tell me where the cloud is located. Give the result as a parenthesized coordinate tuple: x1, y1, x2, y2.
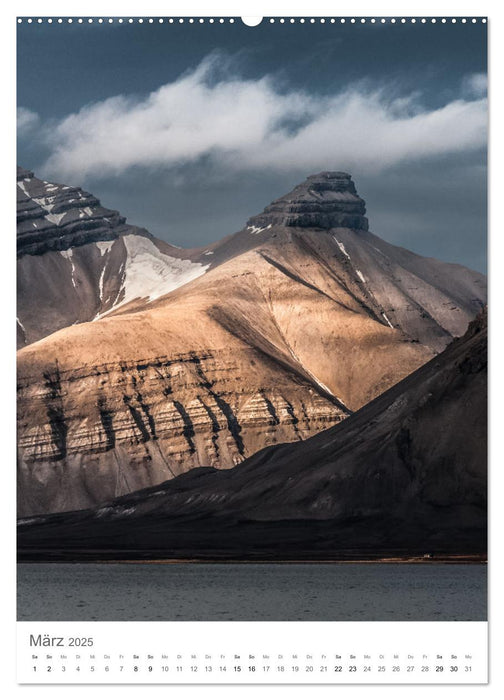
(33, 56, 487, 180)
(462, 72, 487, 98)
(17, 107, 39, 135)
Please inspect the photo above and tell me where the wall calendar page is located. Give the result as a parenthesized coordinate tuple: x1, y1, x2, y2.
(12, 1, 490, 691)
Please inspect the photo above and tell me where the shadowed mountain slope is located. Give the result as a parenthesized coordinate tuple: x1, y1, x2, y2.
(17, 170, 486, 517)
(17, 310, 487, 560)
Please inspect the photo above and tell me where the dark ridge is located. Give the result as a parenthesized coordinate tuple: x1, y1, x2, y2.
(173, 401, 196, 454)
(259, 252, 336, 303)
(199, 398, 220, 459)
(123, 396, 150, 443)
(211, 394, 245, 456)
(42, 363, 62, 400)
(284, 398, 300, 436)
(191, 354, 214, 390)
(137, 393, 157, 439)
(293, 233, 384, 325)
(41, 362, 67, 461)
(98, 396, 116, 451)
(46, 406, 68, 461)
(192, 357, 245, 456)
(206, 304, 350, 414)
(262, 393, 280, 426)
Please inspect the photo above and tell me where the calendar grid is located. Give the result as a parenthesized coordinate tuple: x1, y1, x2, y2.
(17, 621, 488, 684)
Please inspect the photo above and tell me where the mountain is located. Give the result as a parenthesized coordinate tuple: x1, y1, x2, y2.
(18, 168, 486, 351)
(17, 309, 487, 561)
(17, 166, 209, 348)
(17, 170, 486, 517)
(17, 167, 372, 349)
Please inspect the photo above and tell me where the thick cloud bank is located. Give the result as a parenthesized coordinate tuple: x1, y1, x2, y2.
(21, 57, 487, 180)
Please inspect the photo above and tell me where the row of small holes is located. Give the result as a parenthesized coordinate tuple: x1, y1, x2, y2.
(19, 18, 232, 24)
(17, 18, 487, 24)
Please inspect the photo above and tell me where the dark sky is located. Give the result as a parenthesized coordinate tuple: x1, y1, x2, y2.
(17, 18, 487, 272)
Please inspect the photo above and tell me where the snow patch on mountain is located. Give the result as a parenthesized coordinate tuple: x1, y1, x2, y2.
(96, 240, 115, 256)
(382, 312, 394, 329)
(60, 249, 77, 288)
(98, 264, 107, 302)
(45, 212, 66, 225)
(334, 237, 351, 260)
(33, 196, 55, 214)
(100, 235, 209, 315)
(17, 181, 29, 197)
(248, 224, 272, 235)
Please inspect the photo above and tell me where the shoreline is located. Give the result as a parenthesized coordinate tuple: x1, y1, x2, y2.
(17, 555, 487, 565)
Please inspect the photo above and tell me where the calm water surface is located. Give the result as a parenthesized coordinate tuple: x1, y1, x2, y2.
(17, 563, 486, 621)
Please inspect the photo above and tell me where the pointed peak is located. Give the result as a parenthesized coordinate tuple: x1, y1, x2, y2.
(247, 171, 368, 232)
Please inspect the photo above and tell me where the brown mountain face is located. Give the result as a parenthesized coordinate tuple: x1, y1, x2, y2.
(16, 166, 209, 348)
(17, 310, 487, 560)
(17, 170, 486, 517)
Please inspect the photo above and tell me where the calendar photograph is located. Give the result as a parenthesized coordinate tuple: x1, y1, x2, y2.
(16, 13, 487, 640)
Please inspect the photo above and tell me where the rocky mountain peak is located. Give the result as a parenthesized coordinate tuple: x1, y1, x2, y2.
(16, 166, 151, 257)
(247, 171, 369, 231)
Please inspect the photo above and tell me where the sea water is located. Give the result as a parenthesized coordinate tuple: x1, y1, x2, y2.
(17, 562, 486, 621)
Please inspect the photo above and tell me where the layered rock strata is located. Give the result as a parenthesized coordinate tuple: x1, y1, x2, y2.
(17, 165, 134, 256)
(17, 345, 348, 517)
(17, 311, 487, 560)
(247, 172, 369, 231)
(17, 169, 487, 518)
(17, 167, 207, 347)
